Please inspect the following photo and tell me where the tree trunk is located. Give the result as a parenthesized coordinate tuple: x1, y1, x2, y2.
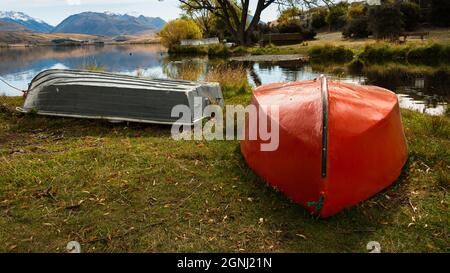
(241, 0, 265, 46)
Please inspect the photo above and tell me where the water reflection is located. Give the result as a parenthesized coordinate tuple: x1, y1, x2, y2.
(0, 44, 448, 115)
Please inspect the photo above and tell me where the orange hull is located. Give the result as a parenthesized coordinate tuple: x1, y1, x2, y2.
(240, 77, 408, 217)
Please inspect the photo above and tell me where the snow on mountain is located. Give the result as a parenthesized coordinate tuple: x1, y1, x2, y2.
(0, 11, 53, 32)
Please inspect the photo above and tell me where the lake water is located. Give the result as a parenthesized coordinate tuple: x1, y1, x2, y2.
(0, 44, 448, 115)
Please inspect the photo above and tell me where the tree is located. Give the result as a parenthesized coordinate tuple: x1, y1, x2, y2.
(180, 2, 214, 36)
(368, 3, 403, 41)
(175, 0, 333, 45)
(273, 6, 316, 39)
(400, 1, 420, 31)
(277, 7, 302, 26)
(342, 16, 369, 39)
(311, 7, 328, 30)
(347, 3, 365, 20)
(342, 3, 369, 39)
(159, 19, 202, 48)
(325, 2, 348, 31)
(276, 7, 302, 33)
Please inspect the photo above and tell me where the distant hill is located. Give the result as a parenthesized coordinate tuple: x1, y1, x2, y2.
(0, 11, 53, 33)
(52, 12, 166, 36)
(0, 31, 102, 45)
(0, 20, 28, 32)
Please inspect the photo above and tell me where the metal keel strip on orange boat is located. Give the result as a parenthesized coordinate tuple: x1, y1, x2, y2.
(320, 75, 329, 179)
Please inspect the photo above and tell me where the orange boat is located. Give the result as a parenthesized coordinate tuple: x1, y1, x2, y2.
(240, 76, 408, 217)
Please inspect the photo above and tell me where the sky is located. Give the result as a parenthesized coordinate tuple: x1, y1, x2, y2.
(0, 0, 282, 26)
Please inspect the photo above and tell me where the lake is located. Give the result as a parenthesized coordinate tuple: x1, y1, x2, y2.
(0, 44, 448, 115)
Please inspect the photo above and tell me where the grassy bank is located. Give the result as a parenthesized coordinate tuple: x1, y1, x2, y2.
(167, 29, 450, 66)
(0, 78, 448, 252)
(251, 42, 450, 65)
(169, 41, 450, 65)
(168, 44, 249, 58)
(358, 43, 450, 64)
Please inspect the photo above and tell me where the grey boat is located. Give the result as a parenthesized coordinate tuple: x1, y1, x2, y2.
(17, 69, 224, 125)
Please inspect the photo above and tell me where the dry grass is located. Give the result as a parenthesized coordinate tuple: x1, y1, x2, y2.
(174, 62, 205, 81)
(172, 62, 252, 97)
(205, 64, 251, 96)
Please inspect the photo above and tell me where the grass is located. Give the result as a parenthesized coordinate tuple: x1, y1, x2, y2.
(171, 62, 252, 96)
(166, 61, 206, 81)
(358, 42, 450, 64)
(246, 41, 450, 65)
(204, 64, 252, 96)
(169, 41, 450, 66)
(308, 44, 354, 63)
(0, 78, 448, 252)
(164, 30, 450, 66)
(168, 44, 237, 57)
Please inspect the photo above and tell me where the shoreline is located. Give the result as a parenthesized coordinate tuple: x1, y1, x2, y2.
(0, 40, 162, 48)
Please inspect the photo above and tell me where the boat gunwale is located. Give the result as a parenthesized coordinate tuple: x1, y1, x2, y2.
(28, 69, 217, 92)
(29, 73, 196, 92)
(30, 69, 200, 85)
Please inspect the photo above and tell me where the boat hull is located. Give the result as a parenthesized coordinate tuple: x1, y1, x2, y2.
(240, 79, 408, 217)
(18, 69, 223, 125)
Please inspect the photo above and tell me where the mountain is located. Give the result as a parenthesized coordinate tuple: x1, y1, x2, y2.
(52, 12, 166, 36)
(0, 11, 53, 33)
(0, 20, 28, 32)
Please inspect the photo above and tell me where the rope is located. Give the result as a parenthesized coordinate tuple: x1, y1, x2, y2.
(0, 76, 24, 92)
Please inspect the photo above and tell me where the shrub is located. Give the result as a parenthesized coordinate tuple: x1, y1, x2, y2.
(207, 44, 231, 57)
(302, 28, 317, 40)
(275, 21, 316, 40)
(308, 45, 354, 63)
(168, 45, 208, 55)
(347, 3, 366, 20)
(230, 46, 249, 55)
(205, 64, 251, 97)
(400, 1, 420, 31)
(168, 44, 234, 57)
(342, 16, 370, 39)
(250, 44, 281, 55)
(368, 3, 403, 40)
(407, 43, 450, 64)
(159, 19, 202, 48)
(277, 21, 303, 33)
(358, 43, 410, 63)
(173, 62, 205, 81)
(311, 8, 328, 29)
(358, 43, 450, 64)
(325, 2, 348, 30)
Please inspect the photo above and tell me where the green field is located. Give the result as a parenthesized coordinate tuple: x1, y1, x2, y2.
(0, 93, 448, 253)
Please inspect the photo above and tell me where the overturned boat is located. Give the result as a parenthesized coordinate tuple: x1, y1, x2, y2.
(17, 69, 223, 125)
(240, 76, 408, 218)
